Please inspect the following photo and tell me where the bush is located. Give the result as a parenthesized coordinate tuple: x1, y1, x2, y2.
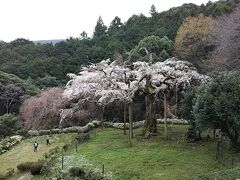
(69, 167, 85, 178)
(193, 167, 240, 180)
(0, 135, 23, 155)
(85, 168, 104, 180)
(17, 162, 33, 172)
(5, 168, 14, 177)
(38, 130, 51, 136)
(193, 72, 240, 149)
(17, 161, 45, 175)
(28, 130, 39, 136)
(51, 128, 61, 134)
(185, 126, 198, 142)
(30, 161, 45, 175)
(16, 129, 29, 137)
(0, 114, 20, 138)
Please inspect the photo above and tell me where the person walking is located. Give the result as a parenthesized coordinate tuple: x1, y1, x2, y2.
(33, 141, 38, 152)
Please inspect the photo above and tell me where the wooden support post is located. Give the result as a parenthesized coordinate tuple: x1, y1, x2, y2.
(75, 140, 78, 152)
(216, 131, 222, 162)
(164, 93, 167, 140)
(175, 88, 178, 116)
(102, 164, 105, 178)
(61, 147, 64, 169)
(129, 101, 133, 145)
(124, 102, 127, 135)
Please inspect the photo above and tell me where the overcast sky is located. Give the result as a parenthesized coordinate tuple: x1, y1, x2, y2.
(0, 0, 211, 42)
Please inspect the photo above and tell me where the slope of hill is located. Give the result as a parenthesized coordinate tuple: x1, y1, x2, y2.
(0, 71, 39, 95)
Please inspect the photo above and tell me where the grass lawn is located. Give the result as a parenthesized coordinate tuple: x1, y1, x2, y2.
(0, 133, 76, 176)
(62, 124, 240, 180)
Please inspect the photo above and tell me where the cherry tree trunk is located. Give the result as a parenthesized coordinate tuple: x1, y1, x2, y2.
(144, 95, 157, 137)
(99, 106, 104, 129)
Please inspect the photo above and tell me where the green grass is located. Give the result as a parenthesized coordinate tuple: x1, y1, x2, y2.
(62, 125, 240, 180)
(0, 133, 76, 175)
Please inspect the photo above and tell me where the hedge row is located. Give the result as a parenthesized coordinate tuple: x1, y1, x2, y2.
(104, 119, 188, 129)
(28, 119, 188, 136)
(0, 135, 23, 155)
(28, 120, 101, 136)
(17, 160, 45, 175)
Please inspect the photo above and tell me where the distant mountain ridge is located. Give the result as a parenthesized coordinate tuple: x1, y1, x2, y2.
(34, 39, 65, 45)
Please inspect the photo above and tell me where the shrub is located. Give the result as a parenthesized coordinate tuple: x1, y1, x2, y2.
(0, 114, 20, 138)
(193, 72, 240, 149)
(16, 128, 29, 137)
(69, 167, 85, 178)
(185, 126, 198, 143)
(193, 167, 240, 180)
(17, 161, 45, 175)
(38, 130, 51, 136)
(28, 130, 39, 136)
(51, 128, 61, 134)
(30, 161, 45, 175)
(5, 168, 14, 177)
(17, 162, 33, 172)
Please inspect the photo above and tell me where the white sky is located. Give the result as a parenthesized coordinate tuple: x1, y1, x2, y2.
(0, 0, 210, 42)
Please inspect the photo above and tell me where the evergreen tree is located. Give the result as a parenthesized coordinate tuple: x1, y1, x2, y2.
(108, 16, 122, 35)
(93, 16, 107, 38)
(150, 4, 158, 16)
(80, 31, 88, 39)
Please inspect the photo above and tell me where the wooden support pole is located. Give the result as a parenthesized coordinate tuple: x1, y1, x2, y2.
(75, 140, 78, 152)
(124, 102, 127, 135)
(61, 148, 64, 169)
(164, 93, 167, 140)
(102, 164, 105, 178)
(129, 101, 133, 145)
